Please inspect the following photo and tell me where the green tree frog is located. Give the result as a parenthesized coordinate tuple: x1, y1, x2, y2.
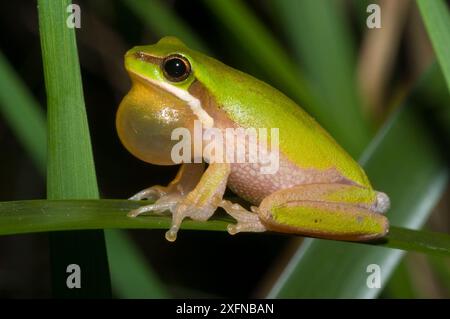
(116, 36, 390, 242)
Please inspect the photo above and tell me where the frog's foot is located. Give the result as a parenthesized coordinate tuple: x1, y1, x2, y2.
(219, 200, 267, 235)
(164, 199, 219, 242)
(372, 191, 390, 214)
(128, 163, 205, 218)
(129, 185, 171, 201)
(127, 188, 183, 217)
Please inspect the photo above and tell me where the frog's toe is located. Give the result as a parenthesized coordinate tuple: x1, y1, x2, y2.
(165, 226, 179, 242)
(219, 200, 267, 235)
(129, 185, 168, 201)
(373, 191, 390, 214)
(227, 224, 238, 235)
(128, 191, 183, 217)
(226, 220, 267, 235)
(127, 202, 174, 217)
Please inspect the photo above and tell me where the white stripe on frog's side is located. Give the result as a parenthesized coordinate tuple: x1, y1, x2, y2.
(141, 75, 214, 128)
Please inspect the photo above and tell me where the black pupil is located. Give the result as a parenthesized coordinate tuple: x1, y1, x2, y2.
(164, 58, 187, 79)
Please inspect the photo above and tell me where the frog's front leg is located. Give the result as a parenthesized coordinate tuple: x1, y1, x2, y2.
(129, 162, 230, 241)
(221, 183, 389, 241)
(128, 163, 205, 216)
(165, 163, 231, 241)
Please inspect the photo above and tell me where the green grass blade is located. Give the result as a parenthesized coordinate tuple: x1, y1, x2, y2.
(0, 52, 46, 173)
(122, 0, 208, 52)
(268, 64, 449, 298)
(0, 199, 449, 258)
(105, 230, 168, 298)
(38, 0, 99, 199)
(272, 0, 370, 155)
(417, 0, 450, 92)
(387, 227, 450, 257)
(38, 0, 111, 297)
(383, 259, 417, 298)
(428, 255, 450, 295)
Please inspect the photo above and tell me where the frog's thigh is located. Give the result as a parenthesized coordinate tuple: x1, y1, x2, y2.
(166, 163, 231, 241)
(259, 183, 386, 212)
(258, 184, 389, 241)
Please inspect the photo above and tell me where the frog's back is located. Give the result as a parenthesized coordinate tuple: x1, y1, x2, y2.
(191, 52, 371, 188)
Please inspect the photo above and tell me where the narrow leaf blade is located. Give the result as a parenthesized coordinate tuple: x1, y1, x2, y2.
(38, 0, 111, 297)
(0, 199, 449, 258)
(417, 0, 450, 92)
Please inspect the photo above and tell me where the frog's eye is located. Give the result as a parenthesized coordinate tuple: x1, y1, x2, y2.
(162, 55, 191, 82)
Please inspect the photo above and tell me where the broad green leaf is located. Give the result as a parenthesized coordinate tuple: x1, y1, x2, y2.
(38, 0, 111, 297)
(417, 0, 450, 92)
(267, 64, 449, 298)
(0, 199, 449, 258)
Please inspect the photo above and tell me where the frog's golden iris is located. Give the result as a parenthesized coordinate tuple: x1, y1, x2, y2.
(161, 55, 191, 82)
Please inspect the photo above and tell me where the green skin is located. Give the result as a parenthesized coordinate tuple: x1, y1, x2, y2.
(116, 36, 390, 242)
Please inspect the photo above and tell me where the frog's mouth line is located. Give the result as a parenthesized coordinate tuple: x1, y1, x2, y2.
(127, 69, 214, 129)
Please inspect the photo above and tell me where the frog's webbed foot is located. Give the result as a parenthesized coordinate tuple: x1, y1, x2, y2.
(127, 190, 183, 217)
(129, 185, 170, 201)
(164, 196, 221, 242)
(128, 163, 205, 218)
(128, 184, 185, 217)
(219, 200, 267, 235)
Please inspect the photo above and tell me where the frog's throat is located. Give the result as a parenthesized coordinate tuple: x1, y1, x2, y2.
(131, 71, 214, 128)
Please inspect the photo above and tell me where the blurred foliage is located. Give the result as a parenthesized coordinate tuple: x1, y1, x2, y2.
(417, 0, 450, 91)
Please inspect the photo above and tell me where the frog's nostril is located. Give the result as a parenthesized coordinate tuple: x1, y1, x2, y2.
(134, 51, 145, 60)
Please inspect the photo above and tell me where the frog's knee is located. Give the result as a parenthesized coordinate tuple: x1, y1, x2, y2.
(373, 191, 390, 214)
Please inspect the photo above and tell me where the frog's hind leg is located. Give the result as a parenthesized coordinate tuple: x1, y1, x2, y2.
(219, 200, 267, 234)
(257, 183, 389, 241)
(128, 163, 205, 217)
